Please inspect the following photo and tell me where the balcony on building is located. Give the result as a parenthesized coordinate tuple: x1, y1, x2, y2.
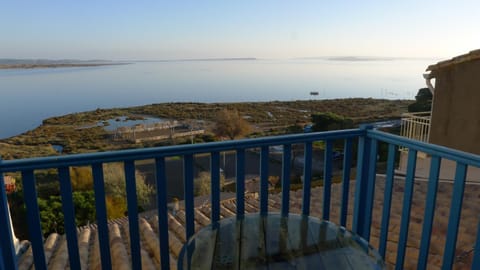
(397, 49, 480, 182)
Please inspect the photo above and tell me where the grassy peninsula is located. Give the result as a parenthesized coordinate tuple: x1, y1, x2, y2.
(0, 63, 128, 69)
(0, 98, 412, 160)
(0, 59, 129, 69)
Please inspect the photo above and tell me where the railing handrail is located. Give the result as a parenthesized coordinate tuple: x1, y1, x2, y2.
(401, 111, 431, 118)
(0, 129, 362, 172)
(3, 127, 480, 270)
(368, 129, 480, 167)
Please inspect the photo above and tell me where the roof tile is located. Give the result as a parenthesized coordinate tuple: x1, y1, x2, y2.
(427, 49, 480, 71)
(15, 175, 480, 269)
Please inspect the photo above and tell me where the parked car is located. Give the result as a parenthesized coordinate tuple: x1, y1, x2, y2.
(303, 124, 313, 133)
(332, 151, 344, 161)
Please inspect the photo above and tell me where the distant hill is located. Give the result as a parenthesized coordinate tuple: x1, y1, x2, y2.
(0, 59, 112, 65)
(295, 56, 438, 62)
(135, 57, 257, 62)
(327, 56, 397, 61)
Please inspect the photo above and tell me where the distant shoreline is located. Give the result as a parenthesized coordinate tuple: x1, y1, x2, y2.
(0, 62, 130, 70)
(134, 57, 257, 62)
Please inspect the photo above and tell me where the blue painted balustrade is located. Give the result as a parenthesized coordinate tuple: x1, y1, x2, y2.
(1, 126, 480, 270)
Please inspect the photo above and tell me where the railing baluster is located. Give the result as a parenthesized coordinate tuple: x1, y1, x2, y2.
(417, 156, 441, 270)
(302, 141, 313, 216)
(3, 127, 480, 270)
(395, 149, 417, 270)
(124, 160, 141, 270)
(323, 140, 333, 220)
(399, 118, 403, 138)
(340, 138, 353, 227)
(91, 163, 112, 270)
(183, 155, 195, 239)
(21, 170, 47, 270)
(368, 129, 480, 167)
(0, 244, 5, 270)
(353, 125, 372, 237)
(281, 144, 292, 217)
(410, 118, 414, 140)
(426, 116, 431, 141)
(260, 146, 269, 216)
(210, 152, 220, 224)
(0, 172, 17, 270)
(379, 144, 396, 258)
(58, 167, 81, 270)
(413, 117, 417, 139)
(236, 149, 245, 218)
(363, 139, 378, 241)
(472, 218, 480, 269)
(155, 157, 170, 270)
(423, 117, 426, 138)
(442, 163, 468, 270)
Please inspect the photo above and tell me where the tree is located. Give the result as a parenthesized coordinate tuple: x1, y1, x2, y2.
(37, 191, 96, 235)
(214, 109, 252, 139)
(102, 163, 154, 209)
(70, 167, 93, 191)
(105, 196, 127, 220)
(10, 163, 154, 239)
(194, 171, 226, 196)
(408, 88, 433, 112)
(311, 112, 353, 132)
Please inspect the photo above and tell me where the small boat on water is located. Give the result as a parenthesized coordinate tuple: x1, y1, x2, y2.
(310, 91, 319, 96)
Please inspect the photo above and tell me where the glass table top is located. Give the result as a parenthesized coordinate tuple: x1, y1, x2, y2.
(179, 213, 385, 270)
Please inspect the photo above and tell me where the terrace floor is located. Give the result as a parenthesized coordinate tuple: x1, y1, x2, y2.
(16, 175, 480, 270)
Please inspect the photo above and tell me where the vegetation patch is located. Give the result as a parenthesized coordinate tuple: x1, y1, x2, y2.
(0, 98, 412, 159)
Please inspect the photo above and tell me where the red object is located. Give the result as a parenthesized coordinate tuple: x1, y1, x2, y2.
(4, 183, 15, 194)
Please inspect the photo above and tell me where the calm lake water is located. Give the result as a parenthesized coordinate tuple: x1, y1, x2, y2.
(0, 59, 435, 139)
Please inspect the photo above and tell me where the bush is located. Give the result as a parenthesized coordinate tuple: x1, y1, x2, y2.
(11, 163, 154, 238)
(311, 112, 353, 132)
(194, 171, 226, 196)
(408, 88, 432, 112)
(103, 163, 154, 209)
(214, 109, 252, 139)
(285, 124, 304, 134)
(70, 167, 93, 191)
(37, 191, 96, 235)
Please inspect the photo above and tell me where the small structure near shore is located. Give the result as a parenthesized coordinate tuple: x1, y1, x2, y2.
(116, 120, 179, 134)
(113, 120, 204, 143)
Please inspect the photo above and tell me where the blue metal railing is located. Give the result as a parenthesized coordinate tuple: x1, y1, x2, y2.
(368, 129, 480, 270)
(1, 127, 480, 270)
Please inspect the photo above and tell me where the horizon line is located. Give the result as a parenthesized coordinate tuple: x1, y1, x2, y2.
(0, 55, 443, 63)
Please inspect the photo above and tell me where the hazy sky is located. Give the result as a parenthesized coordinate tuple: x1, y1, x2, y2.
(1, 1, 479, 60)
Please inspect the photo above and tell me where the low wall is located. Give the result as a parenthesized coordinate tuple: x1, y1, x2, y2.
(133, 130, 205, 143)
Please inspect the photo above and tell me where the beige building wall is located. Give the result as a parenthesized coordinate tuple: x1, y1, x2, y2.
(428, 58, 480, 155)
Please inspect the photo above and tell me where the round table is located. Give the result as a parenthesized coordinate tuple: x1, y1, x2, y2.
(179, 213, 385, 270)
